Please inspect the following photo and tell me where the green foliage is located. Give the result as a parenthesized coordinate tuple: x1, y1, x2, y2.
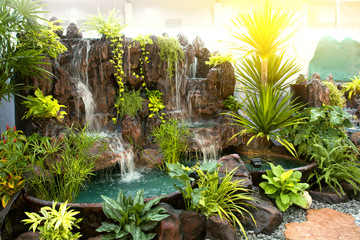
(307, 137, 360, 196)
(228, 0, 299, 83)
(341, 75, 360, 99)
(151, 118, 190, 168)
(235, 51, 301, 93)
(157, 36, 184, 79)
(114, 88, 143, 119)
(131, 34, 153, 80)
(226, 85, 304, 158)
(284, 105, 353, 159)
(260, 163, 309, 212)
(0, 173, 25, 208)
(167, 162, 255, 239)
(83, 8, 126, 38)
(96, 189, 169, 240)
(26, 125, 105, 202)
(22, 89, 67, 121)
(23, 201, 82, 240)
(223, 95, 242, 113)
(323, 80, 346, 108)
(0, 0, 66, 102)
(205, 52, 234, 67)
(146, 90, 165, 121)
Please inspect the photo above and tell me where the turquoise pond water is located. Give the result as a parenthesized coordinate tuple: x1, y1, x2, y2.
(75, 169, 180, 204)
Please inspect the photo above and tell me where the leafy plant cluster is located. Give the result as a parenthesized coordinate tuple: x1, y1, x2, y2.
(114, 88, 143, 119)
(341, 75, 360, 99)
(0, 126, 28, 207)
(205, 52, 235, 67)
(260, 163, 309, 212)
(146, 90, 165, 121)
(167, 162, 254, 238)
(130, 34, 153, 80)
(0, 0, 66, 102)
(284, 105, 353, 158)
(22, 89, 67, 121)
(323, 79, 346, 108)
(307, 137, 360, 195)
(227, 85, 304, 158)
(26, 125, 106, 202)
(223, 95, 242, 113)
(151, 118, 190, 168)
(157, 36, 184, 79)
(96, 189, 169, 240)
(23, 201, 82, 240)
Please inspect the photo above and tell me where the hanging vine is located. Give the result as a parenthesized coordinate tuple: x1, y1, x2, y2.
(157, 36, 184, 79)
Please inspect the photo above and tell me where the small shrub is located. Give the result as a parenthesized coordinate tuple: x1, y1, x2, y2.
(341, 75, 360, 99)
(323, 80, 346, 108)
(223, 95, 242, 113)
(96, 189, 169, 240)
(114, 88, 143, 119)
(22, 201, 82, 240)
(146, 90, 165, 121)
(22, 89, 67, 121)
(260, 163, 309, 212)
(167, 162, 255, 239)
(205, 52, 234, 67)
(157, 36, 184, 79)
(151, 118, 190, 167)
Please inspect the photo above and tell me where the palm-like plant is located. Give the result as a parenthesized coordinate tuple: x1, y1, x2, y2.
(226, 85, 304, 158)
(236, 50, 301, 93)
(229, 0, 299, 84)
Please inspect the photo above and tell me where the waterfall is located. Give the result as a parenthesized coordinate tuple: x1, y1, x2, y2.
(70, 39, 99, 130)
(193, 129, 221, 162)
(189, 57, 198, 79)
(108, 135, 141, 182)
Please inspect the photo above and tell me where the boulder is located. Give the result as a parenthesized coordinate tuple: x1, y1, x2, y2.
(204, 215, 237, 240)
(156, 203, 206, 240)
(121, 115, 144, 147)
(309, 186, 349, 204)
(139, 148, 164, 168)
(66, 23, 82, 38)
(15, 232, 40, 240)
(217, 154, 252, 189)
(241, 190, 283, 234)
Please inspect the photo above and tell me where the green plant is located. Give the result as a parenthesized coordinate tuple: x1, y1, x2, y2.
(114, 88, 143, 119)
(205, 52, 234, 67)
(0, 173, 25, 207)
(151, 118, 190, 168)
(259, 163, 309, 212)
(166, 162, 255, 239)
(223, 95, 242, 113)
(22, 88, 67, 121)
(0, 0, 66, 102)
(146, 90, 165, 120)
(226, 85, 304, 158)
(228, 0, 299, 84)
(26, 125, 105, 202)
(341, 75, 360, 99)
(284, 105, 353, 159)
(323, 80, 346, 108)
(307, 137, 360, 196)
(131, 34, 153, 80)
(22, 201, 82, 240)
(235, 51, 301, 93)
(157, 36, 184, 79)
(96, 189, 169, 240)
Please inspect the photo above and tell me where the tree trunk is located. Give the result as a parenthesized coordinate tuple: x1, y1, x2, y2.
(261, 56, 268, 85)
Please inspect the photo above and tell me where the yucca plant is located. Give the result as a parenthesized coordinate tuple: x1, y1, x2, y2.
(226, 85, 304, 158)
(228, 0, 299, 84)
(236, 50, 301, 93)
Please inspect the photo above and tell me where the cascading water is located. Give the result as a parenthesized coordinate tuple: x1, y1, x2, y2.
(69, 39, 99, 131)
(107, 136, 140, 182)
(189, 57, 198, 78)
(193, 129, 221, 162)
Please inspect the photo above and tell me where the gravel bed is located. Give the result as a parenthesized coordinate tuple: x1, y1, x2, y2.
(237, 199, 360, 240)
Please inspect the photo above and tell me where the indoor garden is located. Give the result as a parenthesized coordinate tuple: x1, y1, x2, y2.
(1, 0, 360, 240)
